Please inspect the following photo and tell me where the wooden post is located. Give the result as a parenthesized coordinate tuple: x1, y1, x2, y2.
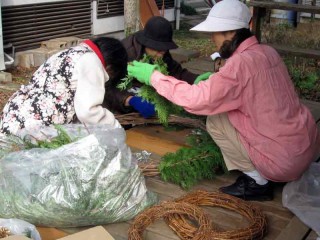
(251, 7, 265, 42)
(311, 0, 316, 19)
(297, 0, 302, 24)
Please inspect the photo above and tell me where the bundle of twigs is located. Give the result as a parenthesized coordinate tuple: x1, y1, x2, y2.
(128, 201, 213, 240)
(115, 113, 206, 131)
(166, 190, 267, 240)
(0, 227, 10, 238)
(137, 158, 160, 177)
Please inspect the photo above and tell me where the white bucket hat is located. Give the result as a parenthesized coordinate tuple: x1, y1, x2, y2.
(191, 0, 251, 32)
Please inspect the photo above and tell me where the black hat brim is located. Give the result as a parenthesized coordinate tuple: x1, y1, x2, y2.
(135, 30, 178, 51)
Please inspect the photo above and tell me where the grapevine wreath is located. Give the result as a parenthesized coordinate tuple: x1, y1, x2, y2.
(128, 190, 267, 240)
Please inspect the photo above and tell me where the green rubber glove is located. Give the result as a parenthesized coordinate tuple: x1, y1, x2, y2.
(194, 72, 212, 84)
(127, 61, 160, 86)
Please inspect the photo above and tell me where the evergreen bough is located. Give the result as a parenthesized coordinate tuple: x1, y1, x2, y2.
(159, 129, 227, 189)
(118, 55, 183, 125)
(24, 125, 75, 149)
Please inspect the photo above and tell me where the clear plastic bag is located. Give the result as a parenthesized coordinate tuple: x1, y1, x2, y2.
(282, 162, 320, 236)
(0, 124, 157, 227)
(0, 218, 41, 240)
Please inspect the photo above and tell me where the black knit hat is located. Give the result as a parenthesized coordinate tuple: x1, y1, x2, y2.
(136, 16, 178, 51)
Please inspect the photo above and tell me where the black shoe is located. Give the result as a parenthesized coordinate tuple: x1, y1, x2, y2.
(219, 174, 273, 201)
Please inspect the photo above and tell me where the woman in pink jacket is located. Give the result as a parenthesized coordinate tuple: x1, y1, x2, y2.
(127, 0, 320, 201)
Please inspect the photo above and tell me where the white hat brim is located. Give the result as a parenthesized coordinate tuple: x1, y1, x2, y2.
(190, 17, 249, 32)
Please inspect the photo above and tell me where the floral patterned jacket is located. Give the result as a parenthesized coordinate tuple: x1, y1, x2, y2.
(0, 43, 120, 135)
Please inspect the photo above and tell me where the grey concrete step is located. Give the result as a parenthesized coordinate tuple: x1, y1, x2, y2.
(0, 82, 21, 91)
(0, 72, 12, 83)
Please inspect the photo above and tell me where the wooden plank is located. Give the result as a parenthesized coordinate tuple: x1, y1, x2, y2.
(36, 227, 68, 240)
(128, 218, 180, 240)
(269, 43, 320, 59)
(103, 223, 131, 240)
(275, 216, 310, 240)
(126, 129, 187, 156)
(252, 5, 266, 41)
(127, 125, 192, 146)
(249, 1, 320, 14)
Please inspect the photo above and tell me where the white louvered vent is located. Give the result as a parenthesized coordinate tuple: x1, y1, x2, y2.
(155, 0, 175, 9)
(2, 0, 92, 51)
(97, 0, 124, 19)
(96, 0, 174, 19)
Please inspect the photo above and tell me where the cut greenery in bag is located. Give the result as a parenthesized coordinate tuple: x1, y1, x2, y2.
(0, 124, 157, 227)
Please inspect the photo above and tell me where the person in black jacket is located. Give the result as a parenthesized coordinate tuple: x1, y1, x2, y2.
(103, 16, 205, 118)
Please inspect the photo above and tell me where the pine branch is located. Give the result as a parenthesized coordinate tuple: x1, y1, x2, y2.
(117, 54, 182, 125)
(138, 86, 183, 125)
(117, 75, 134, 90)
(23, 125, 75, 149)
(158, 129, 227, 189)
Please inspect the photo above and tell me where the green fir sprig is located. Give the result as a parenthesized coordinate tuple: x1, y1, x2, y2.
(159, 129, 227, 189)
(138, 85, 182, 124)
(118, 55, 182, 125)
(0, 125, 76, 159)
(24, 125, 75, 149)
(117, 54, 153, 91)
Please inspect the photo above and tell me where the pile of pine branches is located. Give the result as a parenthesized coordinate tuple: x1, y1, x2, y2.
(137, 129, 227, 189)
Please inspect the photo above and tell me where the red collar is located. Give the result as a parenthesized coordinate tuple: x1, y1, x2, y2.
(82, 39, 106, 67)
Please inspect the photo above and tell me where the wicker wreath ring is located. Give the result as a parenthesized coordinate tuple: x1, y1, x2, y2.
(128, 201, 214, 240)
(165, 190, 268, 240)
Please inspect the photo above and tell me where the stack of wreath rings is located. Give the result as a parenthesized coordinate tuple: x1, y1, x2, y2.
(128, 190, 267, 240)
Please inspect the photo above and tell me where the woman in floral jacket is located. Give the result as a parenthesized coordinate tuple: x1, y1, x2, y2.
(0, 37, 128, 135)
